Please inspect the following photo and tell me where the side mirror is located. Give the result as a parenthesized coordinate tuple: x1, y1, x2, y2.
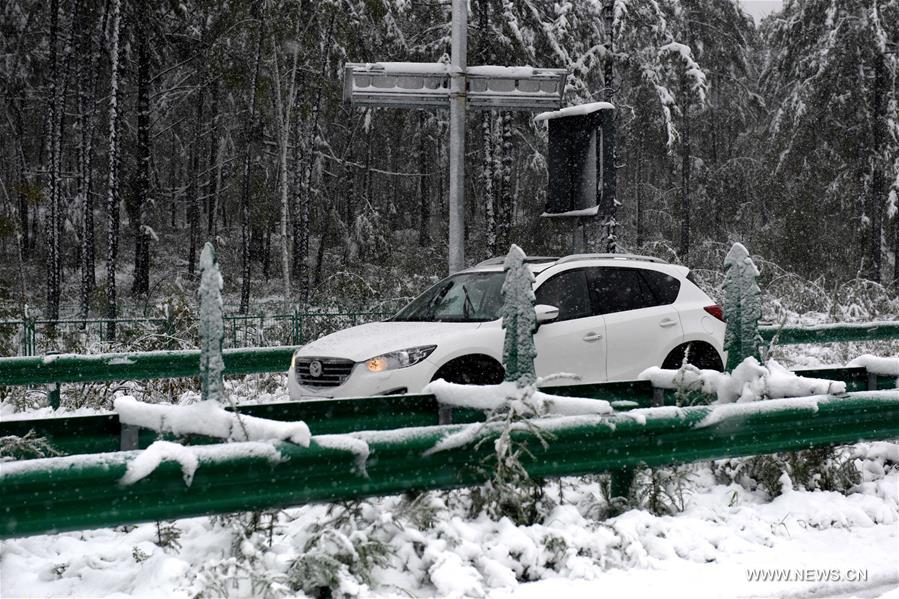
(534, 304, 559, 324)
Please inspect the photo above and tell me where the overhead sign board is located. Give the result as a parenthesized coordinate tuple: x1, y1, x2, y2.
(343, 62, 567, 111)
(534, 102, 615, 217)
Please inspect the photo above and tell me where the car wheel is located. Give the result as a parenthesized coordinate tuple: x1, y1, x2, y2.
(662, 342, 724, 371)
(431, 355, 505, 385)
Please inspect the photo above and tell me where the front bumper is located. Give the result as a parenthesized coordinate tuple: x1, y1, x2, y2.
(286, 357, 436, 400)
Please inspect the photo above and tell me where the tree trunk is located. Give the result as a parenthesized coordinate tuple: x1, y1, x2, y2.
(186, 87, 205, 277)
(496, 112, 513, 251)
(635, 129, 644, 247)
(679, 76, 691, 259)
(598, 0, 617, 253)
(892, 213, 898, 288)
(77, 0, 104, 319)
(130, 3, 151, 295)
(206, 84, 219, 238)
(418, 114, 432, 248)
(239, 19, 264, 314)
(482, 112, 495, 257)
(271, 20, 300, 301)
(46, 0, 61, 325)
(866, 54, 885, 283)
(105, 0, 122, 342)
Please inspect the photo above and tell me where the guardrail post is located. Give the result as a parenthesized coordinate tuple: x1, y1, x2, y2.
(867, 370, 878, 391)
(651, 386, 664, 407)
(608, 466, 635, 513)
(438, 405, 453, 425)
(120, 423, 140, 450)
(44, 351, 61, 409)
(47, 382, 60, 410)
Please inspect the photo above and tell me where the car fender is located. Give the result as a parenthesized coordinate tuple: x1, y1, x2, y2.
(679, 333, 726, 362)
(424, 323, 504, 371)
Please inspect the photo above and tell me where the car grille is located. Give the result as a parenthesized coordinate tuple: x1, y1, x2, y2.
(295, 358, 355, 387)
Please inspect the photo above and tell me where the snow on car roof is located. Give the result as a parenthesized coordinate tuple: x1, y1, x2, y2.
(466, 254, 687, 276)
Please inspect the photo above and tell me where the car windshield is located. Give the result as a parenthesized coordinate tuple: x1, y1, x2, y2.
(392, 272, 506, 322)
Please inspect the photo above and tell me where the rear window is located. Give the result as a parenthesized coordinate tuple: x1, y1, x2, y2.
(640, 270, 681, 304)
(588, 268, 659, 314)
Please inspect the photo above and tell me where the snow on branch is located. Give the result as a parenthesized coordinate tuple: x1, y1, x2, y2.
(639, 358, 847, 404)
(658, 41, 708, 105)
(115, 397, 311, 446)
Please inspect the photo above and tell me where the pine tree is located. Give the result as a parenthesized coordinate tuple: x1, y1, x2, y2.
(198, 242, 225, 403)
(760, 0, 899, 278)
(723, 242, 761, 370)
(501, 244, 537, 386)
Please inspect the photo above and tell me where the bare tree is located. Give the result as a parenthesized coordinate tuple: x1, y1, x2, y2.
(270, 13, 301, 301)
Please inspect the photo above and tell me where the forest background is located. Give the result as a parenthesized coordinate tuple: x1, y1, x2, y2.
(1, 0, 897, 339)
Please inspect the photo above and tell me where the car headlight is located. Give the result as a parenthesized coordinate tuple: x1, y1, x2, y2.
(366, 345, 437, 373)
(290, 348, 303, 370)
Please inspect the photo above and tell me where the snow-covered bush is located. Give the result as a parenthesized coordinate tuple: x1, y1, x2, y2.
(468, 390, 556, 526)
(0, 429, 59, 460)
(189, 511, 288, 599)
(198, 242, 225, 403)
(631, 464, 698, 516)
(713, 446, 862, 499)
(287, 503, 391, 598)
(723, 242, 762, 369)
(501, 244, 537, 386)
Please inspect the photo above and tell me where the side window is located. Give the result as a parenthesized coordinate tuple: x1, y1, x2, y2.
(588, 268, 659, 314)
(640, 270, 681, 304)
(534, 269, 593, 321)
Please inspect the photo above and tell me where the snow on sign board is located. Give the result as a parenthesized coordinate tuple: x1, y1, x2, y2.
(342, 63, 566, 111)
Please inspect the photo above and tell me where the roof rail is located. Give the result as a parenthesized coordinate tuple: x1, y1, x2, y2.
(475, 256, 559, 267)
(555, 253, 668, 265)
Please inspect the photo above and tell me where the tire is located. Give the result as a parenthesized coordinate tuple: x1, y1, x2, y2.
(431, 355, 505, 385)
(662, 342, 724, 371)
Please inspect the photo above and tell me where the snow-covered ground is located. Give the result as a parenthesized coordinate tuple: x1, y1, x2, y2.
(2, 442, 897, 598)
(2, 343, 897, 598)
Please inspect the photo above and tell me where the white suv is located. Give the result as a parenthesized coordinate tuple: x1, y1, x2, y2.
(287, 254, 726, 400)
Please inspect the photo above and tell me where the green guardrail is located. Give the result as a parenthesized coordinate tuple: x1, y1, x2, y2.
(759, 321, 899, 345)
(0, 346, 299, 386)
(2, 367, 894, 461)
(3, 391, 897, 538)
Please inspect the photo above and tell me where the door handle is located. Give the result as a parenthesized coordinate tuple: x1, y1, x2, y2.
(583, 332, 602, 342)
(659, 318, 678, 328)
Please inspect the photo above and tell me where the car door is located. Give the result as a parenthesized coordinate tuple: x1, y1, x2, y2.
(532, 268, 607, 384)
(587, 267, 683, 381)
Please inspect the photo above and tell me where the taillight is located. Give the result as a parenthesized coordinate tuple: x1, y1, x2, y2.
(704, 305, 725, 322)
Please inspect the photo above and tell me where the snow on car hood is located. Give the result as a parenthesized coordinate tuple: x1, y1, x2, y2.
(296, 320, 485, 362)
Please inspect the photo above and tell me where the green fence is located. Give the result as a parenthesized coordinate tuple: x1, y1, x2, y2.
(3, 390, 898, 538)
(1, 310, 894, 358)
(758, 320, 899, 345)
(0, 306, 399, 357)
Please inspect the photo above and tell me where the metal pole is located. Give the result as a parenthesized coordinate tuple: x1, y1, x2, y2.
(448, 0, 467, 273)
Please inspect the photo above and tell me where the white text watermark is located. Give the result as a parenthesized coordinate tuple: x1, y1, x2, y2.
(746, 568, 869, 583)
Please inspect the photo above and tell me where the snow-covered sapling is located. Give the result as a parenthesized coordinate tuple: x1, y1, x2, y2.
(199, 242, 225, 403)
(723, 242, 762, 370)
(501, 244, 538, 386)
